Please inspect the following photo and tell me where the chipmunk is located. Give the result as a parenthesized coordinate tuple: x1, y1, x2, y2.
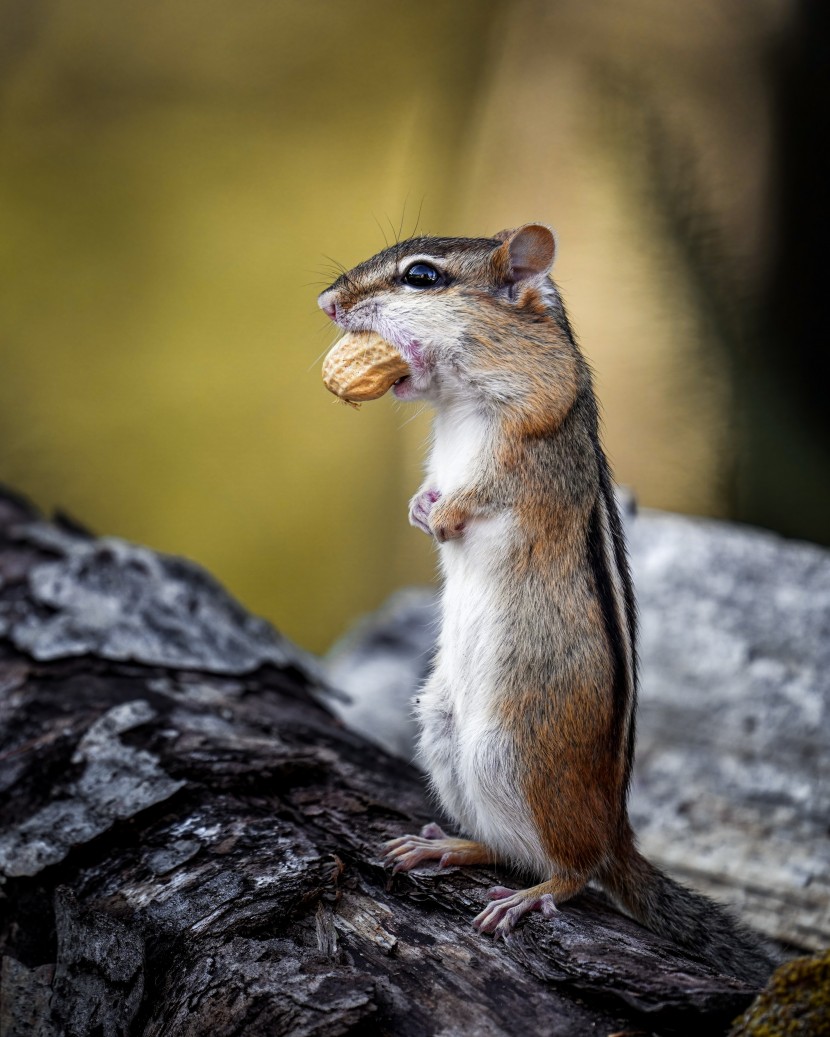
(318, 224, 774, 984)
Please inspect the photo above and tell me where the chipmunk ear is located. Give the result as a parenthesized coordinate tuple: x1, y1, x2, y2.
(494, 223, 556, 283)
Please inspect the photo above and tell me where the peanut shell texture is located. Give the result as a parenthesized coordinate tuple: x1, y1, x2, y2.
(322, 331, 410, 405)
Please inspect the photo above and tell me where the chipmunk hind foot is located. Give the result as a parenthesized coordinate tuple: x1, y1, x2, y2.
(472, 876, 586, 937)
(383, 823, 493, 873)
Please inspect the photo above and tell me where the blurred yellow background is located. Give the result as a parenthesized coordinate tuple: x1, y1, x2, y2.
(1, 0, 820, 652)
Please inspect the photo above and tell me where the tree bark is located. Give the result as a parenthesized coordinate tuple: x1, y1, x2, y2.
(0, 488, 765, 1036)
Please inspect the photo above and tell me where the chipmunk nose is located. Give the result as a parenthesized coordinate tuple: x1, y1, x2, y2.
(318, 289, 338, 322)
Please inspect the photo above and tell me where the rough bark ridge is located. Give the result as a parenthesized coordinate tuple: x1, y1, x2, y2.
(0, 488, 765, 1036)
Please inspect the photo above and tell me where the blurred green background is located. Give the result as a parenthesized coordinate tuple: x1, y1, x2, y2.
(2, 0, 828, 652)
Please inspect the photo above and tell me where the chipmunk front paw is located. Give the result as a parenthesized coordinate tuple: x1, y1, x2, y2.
(429, 498, 467, 542)
(409, 488, 441, 535)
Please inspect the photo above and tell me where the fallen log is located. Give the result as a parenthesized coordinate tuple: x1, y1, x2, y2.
(0, 488, 777, 1035)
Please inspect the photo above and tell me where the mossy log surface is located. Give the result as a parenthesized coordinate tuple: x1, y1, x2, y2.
(0, 488, 763, 1036)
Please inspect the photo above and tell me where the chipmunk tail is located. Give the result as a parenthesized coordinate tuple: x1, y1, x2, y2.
(599, 836, 777, 986)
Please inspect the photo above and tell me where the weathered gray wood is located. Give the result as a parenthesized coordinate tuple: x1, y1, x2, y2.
(628, 511, 830, 952)
(0, 488, 768, 1036)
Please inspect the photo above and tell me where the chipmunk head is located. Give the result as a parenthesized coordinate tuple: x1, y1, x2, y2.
(318, 224, 563, 404)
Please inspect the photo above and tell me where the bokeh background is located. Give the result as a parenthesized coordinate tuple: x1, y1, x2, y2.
(1, 0, 828, 653)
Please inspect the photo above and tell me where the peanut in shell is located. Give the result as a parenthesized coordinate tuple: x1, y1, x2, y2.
(322, 331, 410, 405)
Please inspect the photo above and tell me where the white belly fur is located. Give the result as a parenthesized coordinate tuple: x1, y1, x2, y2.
(415, 402, 548, 876)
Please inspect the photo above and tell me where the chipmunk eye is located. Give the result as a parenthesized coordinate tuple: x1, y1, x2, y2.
(403, 262, 441, 288)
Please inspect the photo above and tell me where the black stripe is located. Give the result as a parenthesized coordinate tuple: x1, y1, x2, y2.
(586, 438, 639, 806)
(601, 465, 639, 791)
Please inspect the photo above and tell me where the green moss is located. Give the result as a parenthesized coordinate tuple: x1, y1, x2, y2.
(730, 949, 830, 1036)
